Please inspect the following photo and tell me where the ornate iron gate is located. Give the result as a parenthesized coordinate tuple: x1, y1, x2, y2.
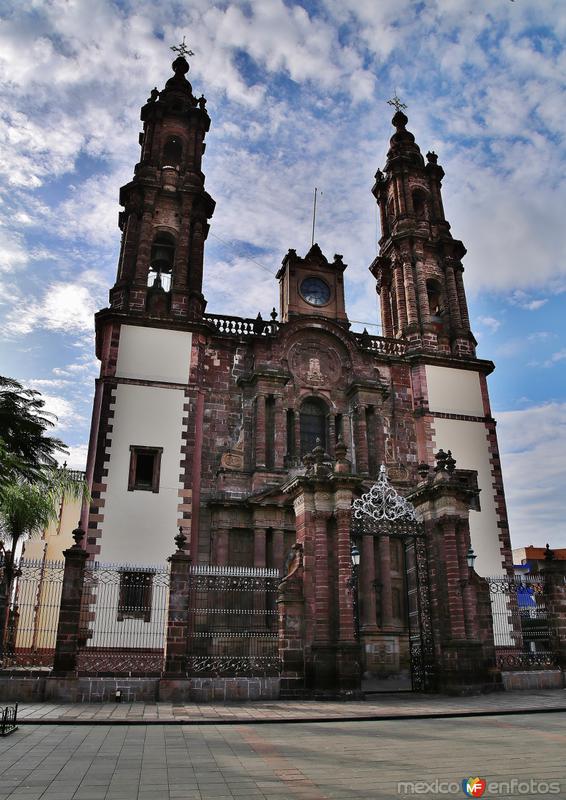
(0, 558, 64, 669)
(186, 565, 281, 676)
(488, 574, 558, 670)
(352, 466, 435, 691)
(78, 561, 170, 674)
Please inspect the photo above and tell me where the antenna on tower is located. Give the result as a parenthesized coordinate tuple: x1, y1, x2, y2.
(311, 187, 322, 247)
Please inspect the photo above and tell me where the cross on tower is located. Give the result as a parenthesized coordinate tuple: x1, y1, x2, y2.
(170, 36, 194, 60)
(387, 92, 407, 113)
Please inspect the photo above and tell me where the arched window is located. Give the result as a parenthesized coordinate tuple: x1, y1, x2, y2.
(300, 398, 327, 455)
(148, 232, 175, 291)
(163, 136, 183, 168)
(412, 189, 427, 219)
(426, 279, 443, 319)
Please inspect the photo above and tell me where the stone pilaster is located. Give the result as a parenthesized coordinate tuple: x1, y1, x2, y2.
(53, 526, 88, 674)
(164, 536, 192, 676)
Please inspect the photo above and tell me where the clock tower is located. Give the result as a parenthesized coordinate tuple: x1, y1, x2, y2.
(276, 243, 349, 324)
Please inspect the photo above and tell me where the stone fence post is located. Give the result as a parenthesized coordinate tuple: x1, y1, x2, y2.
(164, 529, 192, 676)
(543, 557, 566, 673)
(53, 524, 88, 674)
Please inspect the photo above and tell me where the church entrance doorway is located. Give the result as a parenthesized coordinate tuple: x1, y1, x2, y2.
(351, 467, 435, 692)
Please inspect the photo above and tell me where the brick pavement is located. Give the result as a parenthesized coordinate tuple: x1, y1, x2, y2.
(0, 713, 565, 799)
(13, 688, 566, 725)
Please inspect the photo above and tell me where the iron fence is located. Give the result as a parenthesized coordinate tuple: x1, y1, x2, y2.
(77, 562, 170, 675)
(488, 574, 557, 670)
(0, 704, 18, 736)
(0, 558, 65, 670)
(186, 564, 281, 676)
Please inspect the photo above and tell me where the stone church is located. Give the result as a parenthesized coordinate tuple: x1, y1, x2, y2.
(83, 52, 513, 686)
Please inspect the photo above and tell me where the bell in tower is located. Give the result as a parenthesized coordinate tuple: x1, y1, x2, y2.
(109, 45, 215, 321)
(370, 103, 475, 357)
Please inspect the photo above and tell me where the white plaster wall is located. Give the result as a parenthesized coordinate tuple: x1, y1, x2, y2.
(116, 325, 192, 384)
(425, 365, 484, 416)
(432, 417, 505, 577)
(99, 383, 185, 565)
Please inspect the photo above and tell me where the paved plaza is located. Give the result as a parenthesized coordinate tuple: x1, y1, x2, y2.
(0, 711, 565, 799)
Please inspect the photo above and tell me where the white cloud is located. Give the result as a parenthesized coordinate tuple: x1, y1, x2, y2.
(498, 403, 566, 548)
(4, 282, 99, 337)
(476, 316, 501, 333)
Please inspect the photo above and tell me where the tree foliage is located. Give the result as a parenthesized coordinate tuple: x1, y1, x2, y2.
(0, 376, 67, 488)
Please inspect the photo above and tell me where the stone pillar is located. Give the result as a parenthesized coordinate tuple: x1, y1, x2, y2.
(415, 262, 430, 327)
(272, 529, 285, 573)
(354, 405, 369, 475)
(360, 534, 377, 631)
(455, 266, 471, 329)
(313, 511, 331, 644)
(254, 528, 267, 568)
(403, 261, 419, 326)
(277, 560, 305, 694)
(543, 559, 566, 671)
(53, 525, 89, 674)
(214, 527, 229, 566)
(381, 283, 394, 338)
(255, 393, 266, 468)
(378, 535, 394, 629)
(274, 396, 285, 468)
(335, 507, 360, 689)
(164, 533, 192, 676)
(445, 261, 462, 329)
(393, 263, 408, 329)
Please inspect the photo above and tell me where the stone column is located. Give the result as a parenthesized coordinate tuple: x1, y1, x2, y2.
(455, 267, 471, 329)
(415, 262, 430, 327)
(277, 563, 305, 694)
(53, 525, 89, 674)
(360, 534, 378, 631)
(393, 263, 408, 329)
(164, 534, 192, 676)
(172, 196, 192, 291)
(335, 507, 360, 689)
(445, 261, 462, 329)
(381, 283, 394, 338)
(403, 261, 419, 326)
(313, 511, 331, 644)
(255, 393, 267, 468)
(274, 396, 285, 468)
(272, 529, 285, 573)
(254, 528, 267, 568)
(354, 405, 369, 475)
(440, 517, 467, 640)
(214, 527, 230, 565)
(378, 535, 394, 629)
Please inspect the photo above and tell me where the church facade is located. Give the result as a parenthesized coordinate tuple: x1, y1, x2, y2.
(83, 53, 513, 685)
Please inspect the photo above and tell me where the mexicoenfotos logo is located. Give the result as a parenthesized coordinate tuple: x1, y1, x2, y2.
(462, 777, 487, 797)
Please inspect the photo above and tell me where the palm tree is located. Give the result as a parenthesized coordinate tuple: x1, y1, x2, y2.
(0, 376, 67, 489)
(0, 470, 89, 657)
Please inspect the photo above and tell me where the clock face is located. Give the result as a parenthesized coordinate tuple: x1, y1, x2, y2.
(300, 277, 331, 306)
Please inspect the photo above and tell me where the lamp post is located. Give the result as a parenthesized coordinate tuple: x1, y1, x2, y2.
(350, 542, 361, 641)
(466, 545, 477, 571)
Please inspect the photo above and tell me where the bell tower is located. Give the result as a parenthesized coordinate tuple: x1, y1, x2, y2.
(110, 49, 215, 321)
(370, 107, 475, 357)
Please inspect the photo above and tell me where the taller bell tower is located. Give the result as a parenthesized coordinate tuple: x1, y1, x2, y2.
(110, 51, 215, 321)
(370, 109, 475, 357)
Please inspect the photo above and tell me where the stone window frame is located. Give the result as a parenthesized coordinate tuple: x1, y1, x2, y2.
(128, 445, 163, 493)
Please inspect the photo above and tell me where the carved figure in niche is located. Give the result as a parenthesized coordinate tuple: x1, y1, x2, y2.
(385, 437, 395, 463)
(307, 357, 323, 383)
(281, 542, 304, 583)
(220, 427, 244, 470)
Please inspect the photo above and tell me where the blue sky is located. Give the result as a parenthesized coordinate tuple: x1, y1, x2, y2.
(0, 0, 564, 548)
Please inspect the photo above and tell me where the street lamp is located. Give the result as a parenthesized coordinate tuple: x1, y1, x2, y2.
(466, 545, 477, 570)
(350, 542, 361, 640)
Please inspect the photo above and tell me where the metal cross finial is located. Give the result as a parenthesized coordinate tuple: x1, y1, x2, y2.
(171, 36, 194, 60)
(387, 92, 407, 113)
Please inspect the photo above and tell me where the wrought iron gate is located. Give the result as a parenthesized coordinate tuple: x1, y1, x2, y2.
(186, 565, 281, 676)
(488, 574, 558, 670)
(0, 558, 64, 669)
(78, 561, 170, 674)
(352, 466, 435, 691)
